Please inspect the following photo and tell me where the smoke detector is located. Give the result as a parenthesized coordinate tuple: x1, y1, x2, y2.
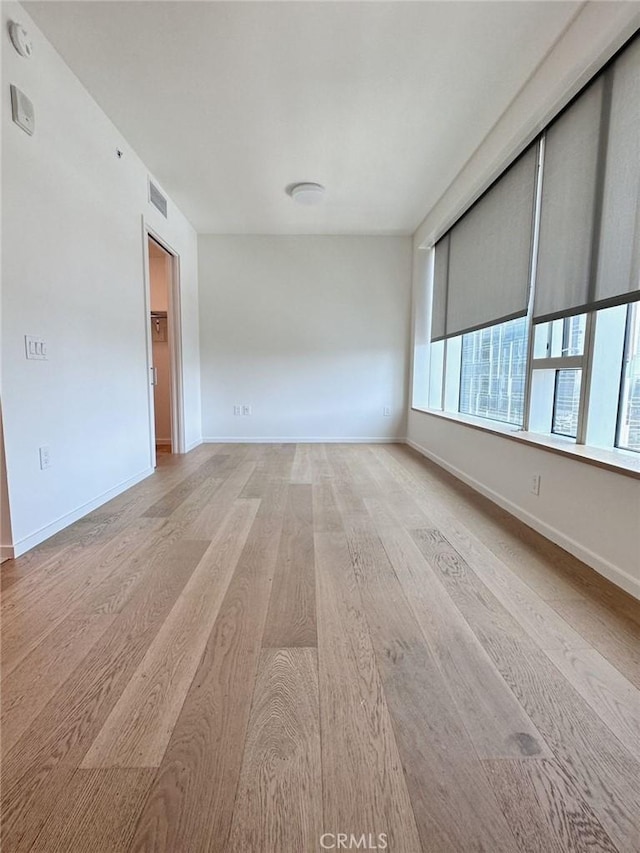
(287, 182, 326, 206)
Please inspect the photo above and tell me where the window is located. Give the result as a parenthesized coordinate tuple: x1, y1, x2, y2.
(420, 35, 639, 458)
(530, 314, 587, 442)
(459, 317, 528, 426)
(552, 369, 581, 437)
(617, 302, 640, 452)
(563, 315, 586, 357)
(533, 314, 586, 359)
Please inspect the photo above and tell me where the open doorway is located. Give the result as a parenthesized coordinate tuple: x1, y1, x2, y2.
(144, 229, 184, 467)
(149, 237, 173, 456)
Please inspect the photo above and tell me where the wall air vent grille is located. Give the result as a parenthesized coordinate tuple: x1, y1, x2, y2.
(149, 180, 168, 218)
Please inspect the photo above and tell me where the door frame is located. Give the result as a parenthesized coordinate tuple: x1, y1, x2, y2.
(141, 217, 186, 464)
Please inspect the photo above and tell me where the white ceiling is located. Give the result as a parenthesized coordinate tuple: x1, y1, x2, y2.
(25, 1, 582, 235)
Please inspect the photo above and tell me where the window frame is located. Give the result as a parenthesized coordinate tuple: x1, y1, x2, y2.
(425, 121, 637, 454)
(457, 317, 529, 428)
(422, 38, 640, 455)
(615, 301, 640, 453)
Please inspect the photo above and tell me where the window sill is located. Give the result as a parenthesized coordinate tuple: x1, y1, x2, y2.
(410, 407, 640, 479)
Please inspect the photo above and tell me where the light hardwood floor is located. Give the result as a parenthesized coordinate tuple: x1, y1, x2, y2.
(1, 443, 639, 852)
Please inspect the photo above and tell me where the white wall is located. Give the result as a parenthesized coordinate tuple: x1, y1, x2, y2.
(0, 407, 14, 561)
(1, 2, 202, 555)
(198, 236, 411, 441)
(408, 3, 640, 598)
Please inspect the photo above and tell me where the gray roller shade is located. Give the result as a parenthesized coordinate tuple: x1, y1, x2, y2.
(595, 37, 640, 307)
(535, 37, 640, 322)
(534, 78, 604, 322)
(445, 145, 537, 338)
(431, 234, 449, 342)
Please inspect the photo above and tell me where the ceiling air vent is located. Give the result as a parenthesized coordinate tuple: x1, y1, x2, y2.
(148, 180, 168, 218)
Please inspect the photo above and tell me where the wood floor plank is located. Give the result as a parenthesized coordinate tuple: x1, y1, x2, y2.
(340, 445, 382, 498)
(227, 648, 322, 853)
(0, 483, 168, 588)
(409, 502, 591, 654)
(241, 444, 296, 497)
(100, 445, 226, 522)
(308, 442, 333, 482)
(1, 611, 114, 754)
(335, 503, 519, 851)
(262, 484, 316, 647)
(290, 443, 313, 484)
(0, 450, 222, 596)
(185, 459, 257, 538)
(1, 539, 208, 853)
(543, 644, 640, 763)
(370, 447, 593, 654)
(483, 758, 618, 852)
(142, 453, 235, 517)
(312, 480, 342, 532)
(315, 531, 422, 853)
(2, 538, 109, 595)
(128, 483, 288, 853)
(270, 442, 297, 479)
(28, 768, 155, 853)
(1, 516, 162, 620)
(238, 445, 276, 498)
(56, 481, 222, 628)
(548, 596, 640, 686)
(380, 445, 591, 601)
(81, 499, 260, 768)
(360, 447, 433, 528)
(454, 541, 592, 653)
(410, 527, 640, 852)
(1, 517, 165, 676)
(595, 639, 640, 691)
(146, 474, 226, 544)
(364, 498, 551, 760)
(384, 444, 640, 625)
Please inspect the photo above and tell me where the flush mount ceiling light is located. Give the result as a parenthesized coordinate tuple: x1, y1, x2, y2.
(286, 182, 326, 206)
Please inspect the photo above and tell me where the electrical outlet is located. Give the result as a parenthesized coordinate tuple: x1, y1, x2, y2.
(39, 445, 51, 470)
(242, 405, 251, 416)
(383, 406, 391, 417)
(233, 405, 241, 416)
(530, 474, 541, 496)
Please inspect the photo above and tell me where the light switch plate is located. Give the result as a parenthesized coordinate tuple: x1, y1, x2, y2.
(39, 445, 51, 470)
(10, 84, 35, 135)
(25, 335, 47, 359)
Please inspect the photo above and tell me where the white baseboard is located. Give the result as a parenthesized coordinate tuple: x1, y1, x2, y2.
(202, 436, 406, 444)
(406, 438, 640, 601)
(7, 467, 154, 560)
(185, 437, 203, 453)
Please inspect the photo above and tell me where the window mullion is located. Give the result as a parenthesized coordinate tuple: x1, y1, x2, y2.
(575, 310, 597, 445)
(531, 355, 583, 370)
(523, 137, 545, 432)
(441, 338, 447, 411)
